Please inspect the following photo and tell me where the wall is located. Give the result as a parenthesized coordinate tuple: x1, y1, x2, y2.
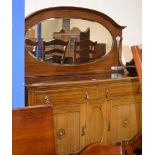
(25, 0, 142, 63)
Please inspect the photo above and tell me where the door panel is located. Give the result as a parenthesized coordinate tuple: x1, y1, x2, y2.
(86, 99, 106, 145)
(107, 96, 138, 144)
(54, 104, 84, 155)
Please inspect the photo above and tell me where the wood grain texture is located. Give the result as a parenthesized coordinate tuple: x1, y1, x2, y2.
(107, 96, 138, 144)
(85, 99, 106, 145)
(78, 143, 122, 155)
(12, 105, 55, 155)
(131, 45, 142, 135)
(26, 77, 141, 154)
(24, 7, 142, 155)
(53, 104, 82, 155)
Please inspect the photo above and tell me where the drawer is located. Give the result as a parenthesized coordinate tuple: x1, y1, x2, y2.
(98, 82, 140, 99)
(29, 87, 98, 105)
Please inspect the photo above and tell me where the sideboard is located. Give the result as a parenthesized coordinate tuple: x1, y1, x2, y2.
(26, 73, 141, 154)
(25, 7, 142, 155)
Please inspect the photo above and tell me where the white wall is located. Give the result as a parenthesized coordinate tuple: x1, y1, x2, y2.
(25, 0, 142, 63)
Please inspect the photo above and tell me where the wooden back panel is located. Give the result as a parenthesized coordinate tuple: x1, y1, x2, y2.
(12, 105, 55, 155)
(25, 7, 126, 76)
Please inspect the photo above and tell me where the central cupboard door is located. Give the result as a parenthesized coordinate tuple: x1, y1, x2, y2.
(107, 96, 138, 144)
(85, 99, 107, 145)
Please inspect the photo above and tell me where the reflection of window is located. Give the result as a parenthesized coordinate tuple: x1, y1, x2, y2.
(62, 19, 70, 32)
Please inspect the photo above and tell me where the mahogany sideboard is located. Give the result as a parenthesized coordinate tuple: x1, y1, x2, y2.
(25, 7, 142, 155)
(25, 73, 141, 155)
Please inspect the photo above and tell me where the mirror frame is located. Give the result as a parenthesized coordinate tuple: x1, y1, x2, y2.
(25, 6, 126, 76)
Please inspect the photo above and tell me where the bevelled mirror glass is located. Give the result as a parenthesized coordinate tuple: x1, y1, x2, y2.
(25, 18, 113, 65)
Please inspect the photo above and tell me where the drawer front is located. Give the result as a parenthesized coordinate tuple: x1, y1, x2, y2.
(99, 82, 140, 99)
(28, 87, 98, 105)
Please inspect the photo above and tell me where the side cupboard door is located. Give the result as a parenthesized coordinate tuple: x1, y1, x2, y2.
(53, 103, 86, 155)
(107, 96, 138, 144)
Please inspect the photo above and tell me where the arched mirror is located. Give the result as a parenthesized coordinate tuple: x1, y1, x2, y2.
(25, 7, 125, 76)
(25, 18, 113, 65)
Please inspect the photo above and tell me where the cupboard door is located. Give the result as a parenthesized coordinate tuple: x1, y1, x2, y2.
(53, 103, 85, 155)
(85, 99, 107, 145)
(107, 96, 138, 144)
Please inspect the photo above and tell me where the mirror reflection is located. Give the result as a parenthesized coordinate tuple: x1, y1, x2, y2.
(25, 18, 113, 65)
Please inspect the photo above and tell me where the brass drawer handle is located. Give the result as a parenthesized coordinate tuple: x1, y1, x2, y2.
(105, 89, 109, 98)
(57, 128, 65, 140)
(44, 95, 49, 104)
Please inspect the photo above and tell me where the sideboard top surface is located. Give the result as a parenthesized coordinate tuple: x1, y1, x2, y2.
(26, 72, 139, 88)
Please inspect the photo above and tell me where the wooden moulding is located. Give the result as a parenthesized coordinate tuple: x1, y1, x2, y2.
(25, 6, 126, 76)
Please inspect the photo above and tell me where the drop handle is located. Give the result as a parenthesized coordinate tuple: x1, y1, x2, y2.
(105, 89, 109, 98)
(123, 119, 128, 127)
(137, 87, 140, 94)
(85, 92, 90, 99)
(108, 121, 111, 131)
(81, 126, 86, 136)
(44, 95, 49, 104)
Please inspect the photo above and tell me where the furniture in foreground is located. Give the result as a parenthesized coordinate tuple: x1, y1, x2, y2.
(75, 134, 141, 155)
(26, 75, 141, 155)
(123, 134, 142, 155)
(12, 105, 55, 155)
(128, 45, 142, 155)
(78, 143, 123, 155)
(131, 45, 142, 87)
